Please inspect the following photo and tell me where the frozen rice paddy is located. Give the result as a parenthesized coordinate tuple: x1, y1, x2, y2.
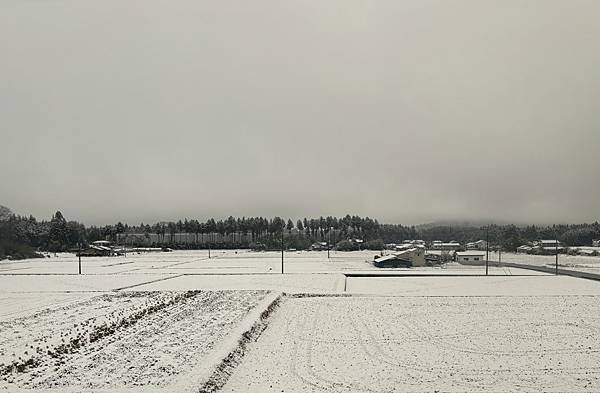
(0, 290, 270, 391)
(223, 295, 600, 392)
(1, 250, 600, 392)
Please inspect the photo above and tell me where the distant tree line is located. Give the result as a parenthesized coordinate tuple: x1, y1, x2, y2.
(1, 205, 600, 259)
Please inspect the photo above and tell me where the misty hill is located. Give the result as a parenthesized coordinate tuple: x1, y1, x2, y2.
(417, 219, 514, 230)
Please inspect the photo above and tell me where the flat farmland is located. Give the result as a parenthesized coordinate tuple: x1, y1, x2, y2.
(223, 294, 600, 392)
(0, 290, 272, 391)
(2, 250, 600, 392)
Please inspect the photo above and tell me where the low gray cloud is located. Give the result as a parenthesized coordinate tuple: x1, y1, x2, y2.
(1, 0, 599, 225)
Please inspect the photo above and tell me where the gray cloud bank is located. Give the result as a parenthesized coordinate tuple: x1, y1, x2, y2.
(1, 0, 599, 225)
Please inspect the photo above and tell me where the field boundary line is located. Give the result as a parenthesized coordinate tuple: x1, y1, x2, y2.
(343, 273, 543, 278)
(192, 292, 283, 393)
(113, 274, 184, 291)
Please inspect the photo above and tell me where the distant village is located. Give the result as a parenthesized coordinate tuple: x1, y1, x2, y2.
(76, 233, 600, 270)
(375, 238, 600, 267)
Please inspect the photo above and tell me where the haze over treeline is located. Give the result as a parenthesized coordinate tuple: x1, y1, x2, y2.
(2, 1, 600, 225)
(2, 205, 600, 260)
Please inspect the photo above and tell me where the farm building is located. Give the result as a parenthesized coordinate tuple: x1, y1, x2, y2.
(374, 254, 410, 268)
(77, 244, 114, 257)
(374, 248, 425, 268)
(535, 239, 562, 248)
(456, 251, 485, 264)
(431, 241, 461, 251)
(534, 240, 565, 253)
(593, 240, 600, 247)
(310, 242, 328, 251)
(397, 248, 426, 266)
(517, 245, 533, 253)
(466, 240, 487, 250)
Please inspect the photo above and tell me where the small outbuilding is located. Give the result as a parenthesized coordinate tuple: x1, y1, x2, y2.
(456, 251, 486, 265)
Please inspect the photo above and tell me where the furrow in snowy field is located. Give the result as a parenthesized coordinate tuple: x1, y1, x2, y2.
(0, 290, 269, 390)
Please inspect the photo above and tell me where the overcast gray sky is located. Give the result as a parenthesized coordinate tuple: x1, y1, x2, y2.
(1, 0, 599, 226)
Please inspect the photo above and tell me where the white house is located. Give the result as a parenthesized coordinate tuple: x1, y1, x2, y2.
(456, 251, 485, 264)
(536, 239, 561, 247)
(466, 240, 487, 250)
(593, 240, 600, 247)
(432, 242, 461, 251)
(535, 240, 564, 252)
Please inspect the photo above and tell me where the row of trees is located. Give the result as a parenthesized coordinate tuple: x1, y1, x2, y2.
(0, 210, 85, 256)
(1, 205, 600, 257)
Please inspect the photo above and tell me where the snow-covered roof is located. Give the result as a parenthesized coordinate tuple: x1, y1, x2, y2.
(397, 248, 419, 256)
(375, 254, 410, 263)
(89, 245, 112, 251)
(577, 249, 595, 255)
(426, 250, 456, 255)
(456, 251, 485, 256)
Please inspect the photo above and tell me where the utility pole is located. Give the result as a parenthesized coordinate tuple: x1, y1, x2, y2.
(208, 242, 211, 259)
(78, 242, 82, 275)
(485, 226, 489, 276)
(555, 237, 559, 275)
(281, 227, 284, 274)
(328, 227, 331, 259)
(333, 228, 336, 254)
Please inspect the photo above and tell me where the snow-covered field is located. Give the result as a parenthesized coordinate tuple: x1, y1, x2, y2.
(347, 275, 600, 296)
(223, 295, 600, 392)
(490, 251, 600, 273)
(0, 250, 379, 275)
(0, 290, 270, 391)
(1, 250, 600, 392)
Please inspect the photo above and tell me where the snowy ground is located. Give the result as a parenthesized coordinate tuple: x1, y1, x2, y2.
(489, 251, 600, 274)
(223, 294, 600, 392)
(2, 250, 600, 392)
(346, 275, 600, 296)
(0, 290, 271, 391)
